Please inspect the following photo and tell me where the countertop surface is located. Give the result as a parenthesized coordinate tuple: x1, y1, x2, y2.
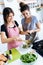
(7, 46, 43, 65)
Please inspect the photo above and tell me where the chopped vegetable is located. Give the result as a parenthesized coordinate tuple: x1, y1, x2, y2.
(20, 53, 37, 63)
(22, 44, 31, 48)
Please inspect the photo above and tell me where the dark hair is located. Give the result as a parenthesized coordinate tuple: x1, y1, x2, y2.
(19, 2, 26, 8)
(3, 7, 14, 24)
(19, 3, 30, 12)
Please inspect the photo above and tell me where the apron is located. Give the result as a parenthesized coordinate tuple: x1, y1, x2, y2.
(7, 26, 22, 50)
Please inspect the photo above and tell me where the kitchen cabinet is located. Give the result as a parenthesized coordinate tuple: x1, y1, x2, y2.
(0, 0, 4, 14)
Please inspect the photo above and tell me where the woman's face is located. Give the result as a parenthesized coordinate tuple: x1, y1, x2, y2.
(7, 13, 14, 23)
(22, 10, 31, 19)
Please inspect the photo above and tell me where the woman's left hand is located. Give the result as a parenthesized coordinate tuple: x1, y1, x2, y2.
(16, 37, 23, 41)
(29, 30, 35, 34)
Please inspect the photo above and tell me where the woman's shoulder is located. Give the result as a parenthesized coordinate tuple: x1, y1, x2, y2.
(32, 16, 37, 19)
(21, 18, 25, 21)
(32, 15, 37, 19)
(1, 24, 5, 28)
(21, 18, 25, 24)
(1, 24, 8, 37)
(32, 15, 38, 23)
(1, 24, 6, 32)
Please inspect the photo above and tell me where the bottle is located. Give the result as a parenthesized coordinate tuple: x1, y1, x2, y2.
(9, 50, 12, 60)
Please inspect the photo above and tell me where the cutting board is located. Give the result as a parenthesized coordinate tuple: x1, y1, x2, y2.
(6, 48, 21, 63)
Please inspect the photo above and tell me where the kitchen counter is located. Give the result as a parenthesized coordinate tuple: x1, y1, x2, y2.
(7, 46, 43, 65)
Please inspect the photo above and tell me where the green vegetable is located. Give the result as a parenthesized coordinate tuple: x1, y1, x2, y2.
(22, 44, 31, 48)
(20, 53, 37, 63)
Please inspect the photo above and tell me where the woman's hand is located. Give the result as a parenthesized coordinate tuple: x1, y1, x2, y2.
(0, 54, 8, 61)
(16, 37, 22, 41)
(14, 36, 22, 41)
(26, 30, 30, 32)
(24, 32, 29, 35)
(29, 30, 35, 34)
(26, 30, 35, 34)
(26, 30, 30, 34)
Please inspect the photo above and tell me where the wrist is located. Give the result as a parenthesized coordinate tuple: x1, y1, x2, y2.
(34, 30, 36, 33)
(13, 36, 17, 41)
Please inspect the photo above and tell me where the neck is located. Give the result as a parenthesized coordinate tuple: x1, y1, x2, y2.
(7, 21, 13, 24)
(7, 21, 14, 27)
(25, 16, 32, 23)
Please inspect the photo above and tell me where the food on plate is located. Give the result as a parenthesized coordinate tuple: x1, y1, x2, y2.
(20, 53, 37, 63)
(22, 44, 31, 48)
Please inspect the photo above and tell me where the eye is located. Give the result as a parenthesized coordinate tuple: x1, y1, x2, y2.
(23, 13, 25, 16)
(26, 13, 28, 15)
(9, 15, 14, 18)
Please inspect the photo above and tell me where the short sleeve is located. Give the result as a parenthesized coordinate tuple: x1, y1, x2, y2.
(34, 16, 39, 24)
(1, 24, 6, 32)
(1, 24, 8, 37)
(15, 21, 19, 27)
(21, 18, 25, 25)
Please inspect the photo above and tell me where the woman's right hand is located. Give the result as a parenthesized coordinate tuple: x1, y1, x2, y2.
(26, 30, 30, 34)
(24, 32, 28, 35)
(14, 36, 22, 41)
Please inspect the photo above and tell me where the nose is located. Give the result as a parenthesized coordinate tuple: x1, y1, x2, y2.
(11, 16, 14, 19)
(24, 14, 27, 18)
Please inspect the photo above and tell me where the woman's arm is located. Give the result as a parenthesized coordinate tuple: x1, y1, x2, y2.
(1, 32, 22, 43)
(1, 32, 15, 43)
(34, 22, 41, 32)
(18, 26, 30, 35)
(29, 22, 41, 34)
(21, 22, 41, 34)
